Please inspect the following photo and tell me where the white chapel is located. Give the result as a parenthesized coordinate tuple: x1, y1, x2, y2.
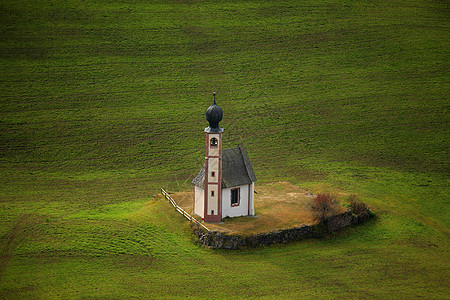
(192, 94, 257, 223)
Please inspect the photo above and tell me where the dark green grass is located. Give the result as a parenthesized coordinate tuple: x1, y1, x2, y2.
(0, 0, 449, 298)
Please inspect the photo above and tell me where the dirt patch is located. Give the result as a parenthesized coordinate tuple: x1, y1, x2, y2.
(170, 182, 346, 235)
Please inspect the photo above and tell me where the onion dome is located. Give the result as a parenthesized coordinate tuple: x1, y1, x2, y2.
(205, 92, 223, 133)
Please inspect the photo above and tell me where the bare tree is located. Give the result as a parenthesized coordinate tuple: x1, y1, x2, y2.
(312, 193, 340, 222)
(348, 194, 369, 215)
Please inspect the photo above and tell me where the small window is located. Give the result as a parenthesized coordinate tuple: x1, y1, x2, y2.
(210, 138, 218, 147)
(211, 191, 214, 197)
(231, 188, 240, 207)
(211, 171, 215, 177)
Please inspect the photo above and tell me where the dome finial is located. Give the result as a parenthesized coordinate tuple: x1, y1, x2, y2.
(205, 92, 223, 133)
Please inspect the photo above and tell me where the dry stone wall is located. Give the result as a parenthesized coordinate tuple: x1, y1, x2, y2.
(192, 210, 373, 250)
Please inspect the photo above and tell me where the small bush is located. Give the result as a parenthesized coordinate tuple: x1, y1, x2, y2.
(348, 194, 369, 215)
(312, 193, 340, 222)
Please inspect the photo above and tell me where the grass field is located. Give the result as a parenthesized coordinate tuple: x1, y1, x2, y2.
(0, 0, 449, 298)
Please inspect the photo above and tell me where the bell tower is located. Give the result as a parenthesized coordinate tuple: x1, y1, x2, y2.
(203, 92, 223, 222)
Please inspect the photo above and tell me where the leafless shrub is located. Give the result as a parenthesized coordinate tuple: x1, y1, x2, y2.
(312, 193, 340, 222)
(348, 194, 369, 215)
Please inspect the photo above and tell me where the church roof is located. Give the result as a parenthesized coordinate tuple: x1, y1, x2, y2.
(192, 164, 206, 188)
(192, 143, 257, 189)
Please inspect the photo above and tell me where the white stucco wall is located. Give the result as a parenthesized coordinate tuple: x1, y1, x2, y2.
(248, 182, 255, 216)
(194, 185, 204, 218)
(207, 184, 218, 216)
(222, 183, 254, 218)
(195, 182, 255, 219)
(207, 158, 219, 183)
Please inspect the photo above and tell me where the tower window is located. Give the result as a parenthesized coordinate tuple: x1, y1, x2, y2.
(211, 191, 214, 197)
(211, 171, 215, 177)
(210, 138, 218, 147)
(231, 188, 240, 207)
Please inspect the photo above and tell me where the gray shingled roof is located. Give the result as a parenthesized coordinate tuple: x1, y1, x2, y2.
(192, 143, 257, 189)
(192, 164, 205, 188)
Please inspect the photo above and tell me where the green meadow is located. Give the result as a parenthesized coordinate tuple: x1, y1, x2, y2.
(1, 0, 448, 298)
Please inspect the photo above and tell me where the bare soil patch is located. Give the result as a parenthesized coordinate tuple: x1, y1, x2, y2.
(171, 182, 346, 235)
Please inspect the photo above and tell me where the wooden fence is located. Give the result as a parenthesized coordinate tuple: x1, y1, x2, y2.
(160, 188, 210, 232)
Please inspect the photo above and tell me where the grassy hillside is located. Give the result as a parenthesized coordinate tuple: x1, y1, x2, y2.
(1, 0, 448, 298)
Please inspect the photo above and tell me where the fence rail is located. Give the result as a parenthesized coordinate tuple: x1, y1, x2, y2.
(160, 188, 210, 232)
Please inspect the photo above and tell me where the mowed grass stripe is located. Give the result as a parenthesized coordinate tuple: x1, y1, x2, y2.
(0, 0, 448, 298)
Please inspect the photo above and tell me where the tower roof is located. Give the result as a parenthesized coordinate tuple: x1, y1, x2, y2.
(205, 92, 223, 133)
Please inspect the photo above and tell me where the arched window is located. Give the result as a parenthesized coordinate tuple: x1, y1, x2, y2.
(210, 138, 218, 147)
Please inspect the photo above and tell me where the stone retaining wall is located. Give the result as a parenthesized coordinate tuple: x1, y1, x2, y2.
(192, 210, 373, 250)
